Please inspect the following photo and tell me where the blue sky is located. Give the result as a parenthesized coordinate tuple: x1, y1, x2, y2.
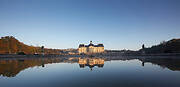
(0, 0, 180, 50)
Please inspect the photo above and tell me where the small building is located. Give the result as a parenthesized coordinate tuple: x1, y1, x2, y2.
(78, 41, 104, 54)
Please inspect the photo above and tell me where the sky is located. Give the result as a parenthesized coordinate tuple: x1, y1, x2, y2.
(0, 0, 180, 50)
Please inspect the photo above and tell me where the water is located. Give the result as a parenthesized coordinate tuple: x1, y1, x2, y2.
(1, 57, 180, 87)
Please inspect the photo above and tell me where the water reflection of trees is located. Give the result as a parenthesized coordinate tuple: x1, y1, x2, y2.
(105, 57, 180, 71)
(1, 57, 180, 77)
(139, 58, 180, 71)
(0, 58, 63, 77)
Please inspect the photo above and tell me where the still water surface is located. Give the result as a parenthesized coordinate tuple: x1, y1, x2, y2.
(1, 57, 180, 87)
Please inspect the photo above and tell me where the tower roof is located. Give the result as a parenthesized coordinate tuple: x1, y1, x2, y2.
(88, 41, 94, 46)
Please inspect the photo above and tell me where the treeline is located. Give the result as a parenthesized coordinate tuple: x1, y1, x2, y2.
(0, 36, 63, 54)
(140, 39, 180, 54)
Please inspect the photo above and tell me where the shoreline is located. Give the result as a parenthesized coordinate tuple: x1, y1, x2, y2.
(0, 53, 180, 59)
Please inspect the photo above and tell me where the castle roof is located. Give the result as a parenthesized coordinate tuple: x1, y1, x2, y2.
(79, 43, 104, 48)
(79, 41, 104, 48)
(79, 44, 85, 48)
(96, 44, 104, 47)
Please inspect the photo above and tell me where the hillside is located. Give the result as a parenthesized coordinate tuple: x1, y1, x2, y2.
(140, 39, 180, 54)
(0, 36, 62, 54)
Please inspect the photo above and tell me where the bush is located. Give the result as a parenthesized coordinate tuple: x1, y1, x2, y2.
(17, 52, 26, 55)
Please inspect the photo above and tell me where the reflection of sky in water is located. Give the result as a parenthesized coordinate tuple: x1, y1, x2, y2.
(1, 58, 180, 87)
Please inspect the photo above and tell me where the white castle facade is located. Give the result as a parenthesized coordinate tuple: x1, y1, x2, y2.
(78, 41, 104, 54)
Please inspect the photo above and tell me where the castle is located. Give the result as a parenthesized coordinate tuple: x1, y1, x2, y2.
(78, 41, 104, 54)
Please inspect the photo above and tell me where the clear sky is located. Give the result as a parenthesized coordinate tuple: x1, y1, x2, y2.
(0, 0, 180, 50)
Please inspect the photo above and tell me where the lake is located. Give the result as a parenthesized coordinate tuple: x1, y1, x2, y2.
(1, 57, 180, 87)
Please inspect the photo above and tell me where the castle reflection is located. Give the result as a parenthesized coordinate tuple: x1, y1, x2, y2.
(78, 58, 104, 70)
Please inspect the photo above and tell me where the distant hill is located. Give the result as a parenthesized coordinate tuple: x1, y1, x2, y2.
(0, 36, 63, 54)
(140, 39, 180, 54)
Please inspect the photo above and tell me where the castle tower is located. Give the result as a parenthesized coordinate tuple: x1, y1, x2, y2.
(90, 41, 92, 44)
